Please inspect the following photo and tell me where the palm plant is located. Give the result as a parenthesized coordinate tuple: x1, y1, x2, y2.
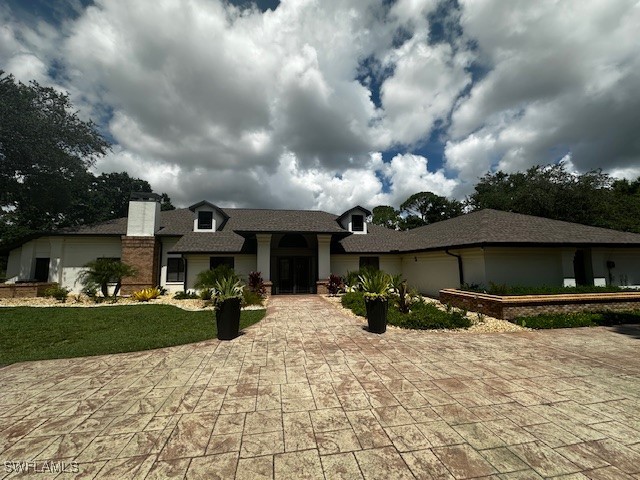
(77, 259, 137, 298)
(358, 269, 392, 300)
(213, 276, 245, 306)
(389, 274, 411, 313)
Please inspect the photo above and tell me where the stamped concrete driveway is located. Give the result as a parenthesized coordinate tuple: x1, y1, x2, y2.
(1, 296, 639, 479)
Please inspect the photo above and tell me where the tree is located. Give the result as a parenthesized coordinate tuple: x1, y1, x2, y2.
(79, 172, 175, 224)
(371, 205, 401, 230)
(0, 72, 110, 238)
(466, 164, 633, 230)
(77, 259, 137, 298)
(399, 192, 463, 227)
(0, 72, 176, 250)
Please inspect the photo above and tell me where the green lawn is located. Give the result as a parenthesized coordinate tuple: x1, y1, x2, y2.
(0, 305, 265, 365)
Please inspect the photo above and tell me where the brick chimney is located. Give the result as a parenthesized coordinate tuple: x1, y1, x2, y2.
(120, 192, 161, 294)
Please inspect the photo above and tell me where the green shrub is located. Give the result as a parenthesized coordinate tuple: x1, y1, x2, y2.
(173, 290, 199, 300)
(341, 291, 367, 316)
(194, 265, 239, 289)
(341, 291, 471, 330)
(512, 310, 640, 329)
(390, 302, 472, 330)
(199, 288, 214, 301)
(243, 288, 264, 306)
(44, 284, 70, 303)
(462, 283, 625, 296)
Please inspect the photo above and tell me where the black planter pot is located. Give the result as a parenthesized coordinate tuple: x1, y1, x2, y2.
(215, 297, 241, 340)
(365, 298, 388, 334)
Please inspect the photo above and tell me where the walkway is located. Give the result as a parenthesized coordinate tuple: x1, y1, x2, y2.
(1, 296, 639, 479)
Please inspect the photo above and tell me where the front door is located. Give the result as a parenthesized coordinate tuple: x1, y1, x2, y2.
(277, 256, 312, 294)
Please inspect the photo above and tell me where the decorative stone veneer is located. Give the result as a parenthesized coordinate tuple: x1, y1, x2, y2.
(439, 288, 640, 320)
(0, 282, 56, 298)
(120, 236, 160, 295)
(316, 280, 329, 295)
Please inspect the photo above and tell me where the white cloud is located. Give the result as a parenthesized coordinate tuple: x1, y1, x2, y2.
(446, 0, 640, 192)
(2, 0, 640, 211)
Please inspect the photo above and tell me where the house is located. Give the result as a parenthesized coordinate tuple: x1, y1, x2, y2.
(4, 193, 640, 296)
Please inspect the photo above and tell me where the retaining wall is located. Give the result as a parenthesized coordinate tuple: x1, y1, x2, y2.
(439, 289, 640, 320)
(0, 282, 56, 298)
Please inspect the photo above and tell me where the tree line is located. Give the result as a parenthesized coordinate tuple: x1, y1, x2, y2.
(373, 164, 640, 233)
(0, 72, 174, 250)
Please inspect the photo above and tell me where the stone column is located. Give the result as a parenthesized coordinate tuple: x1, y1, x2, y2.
(256, 234, 272, 292)
(316, 234, 332, 294)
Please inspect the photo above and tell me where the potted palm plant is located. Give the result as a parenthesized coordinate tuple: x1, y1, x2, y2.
(213, 275, 245, 340)
(358, 269, 392, 334)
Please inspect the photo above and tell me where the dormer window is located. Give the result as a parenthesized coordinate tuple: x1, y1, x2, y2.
(352, 215, 364, 232)
(189, 200, 230, 233)
(198, 211, 213, 230)
(337, 206, 371, 235)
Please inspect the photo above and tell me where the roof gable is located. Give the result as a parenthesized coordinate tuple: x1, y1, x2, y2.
(336, 206, 372, 223)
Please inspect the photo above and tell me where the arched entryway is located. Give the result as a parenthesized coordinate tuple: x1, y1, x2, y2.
(272, 234, 317, 294)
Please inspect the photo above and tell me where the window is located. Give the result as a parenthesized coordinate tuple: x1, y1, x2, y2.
(278, 234, 308, 248)
(359, 256, 379, 270)
(34, 258, 50, 282)
(167, 258, 185, 282)
(198, 211, 214, 230)
(352, 215, 364, 232)
(210, 257, 234, 270)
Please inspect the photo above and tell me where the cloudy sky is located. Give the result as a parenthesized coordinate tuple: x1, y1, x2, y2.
(3, 0, 640, 212)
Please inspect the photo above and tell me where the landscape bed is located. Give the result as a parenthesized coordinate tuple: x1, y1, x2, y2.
(341, 291, 471, 330)
(0, 305, 265, 365)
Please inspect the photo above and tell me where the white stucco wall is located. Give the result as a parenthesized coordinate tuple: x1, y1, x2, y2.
(6, 236, 122, 291)
(126, 201, 160, 236)
(6, 248, 22, 281)
(591, 248, 640, 287)
(483, 247, 563, 287)
(330, 255, 360, 276)
(59, 238, 122, 291)
(460, 249, 486, 287)
(401, 252, 460, 297)
(381, 256, 402, 276)
(184, 254, 257, 290)
(329, 255, 402, 277)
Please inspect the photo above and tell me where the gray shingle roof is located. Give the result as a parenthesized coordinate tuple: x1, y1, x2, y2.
(53, 207, 640, 254)
(169, 231, 249, 253)
(57, 217, 128, 235)
(332, 224, 406, 253)
(401, 209, 640, 251)
(220, 208, 346, 233)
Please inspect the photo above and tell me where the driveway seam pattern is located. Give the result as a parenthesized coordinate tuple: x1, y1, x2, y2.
(0, 295, 639, 479)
